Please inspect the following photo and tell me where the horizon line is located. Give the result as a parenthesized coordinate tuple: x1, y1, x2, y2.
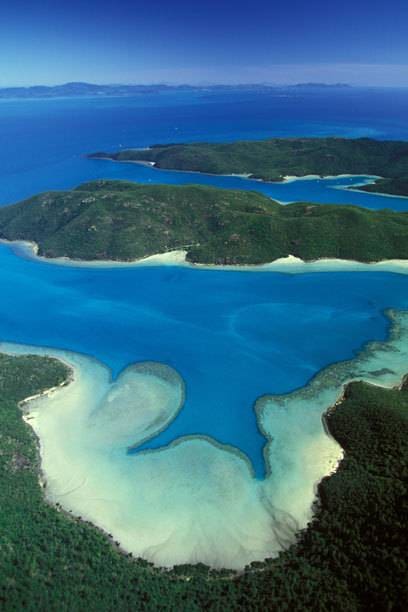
(1, 80, 408, 90)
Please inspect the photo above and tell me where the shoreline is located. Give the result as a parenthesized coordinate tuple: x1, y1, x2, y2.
(90, 156, 408, 200)
(91, 154, 386, 189)
(2, 308, 408, 569)
(254, 308, 408, 530)
(0, 342, 344, 570)
(2, 238, 408, 275)
(342, 184, 408, 200)
(13, 354, 143, 567)
(280, 172, 373, 183)
(89, 155, 261, 181)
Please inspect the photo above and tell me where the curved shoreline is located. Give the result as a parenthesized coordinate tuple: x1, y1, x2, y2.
(0, 341, 340, 568)
(254, 309, 408, 518)
(12, 356, 153, 567)
(2, 238, 408, 275)
(343, 185, 408, 200)
(2, 307, 408, 569)
(91, 155, 408, 202)
(90, 155, 380, 188)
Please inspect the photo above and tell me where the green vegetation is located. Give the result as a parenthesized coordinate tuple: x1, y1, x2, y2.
(90, 137, 408, 195)
(1, 180, 408, 265)
(0, 352, 407, 610)
(357, 177, 408, 197)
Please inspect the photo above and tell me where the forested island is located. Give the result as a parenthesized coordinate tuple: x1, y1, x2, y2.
(1, 180, 408, 265)
(0, 351, 406, 610)
(90, 137, 408, 196)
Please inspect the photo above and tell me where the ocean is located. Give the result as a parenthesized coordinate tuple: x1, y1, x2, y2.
(1, 86, 408, 567)
(0, 86, 408, 209)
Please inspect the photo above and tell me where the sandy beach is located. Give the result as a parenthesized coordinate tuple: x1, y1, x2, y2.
(281, 173, 379, 183)
(2, 238, 408, 275)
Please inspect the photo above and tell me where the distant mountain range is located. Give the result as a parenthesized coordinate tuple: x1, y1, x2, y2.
(0, 81, 352, 99)
(290, 82, 351, 88)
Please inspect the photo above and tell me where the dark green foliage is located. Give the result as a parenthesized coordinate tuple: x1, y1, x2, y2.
(1, 354, 407, 610)
(91, 137, 408, 193)
(357, 177, 408, 197)
(0, 353, 69, 403)
(1, 180, 408, 264)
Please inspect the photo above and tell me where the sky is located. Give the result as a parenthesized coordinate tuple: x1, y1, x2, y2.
(1, 0, 408, 87)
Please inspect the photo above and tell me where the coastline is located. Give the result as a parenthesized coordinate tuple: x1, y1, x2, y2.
(0, 341, 344, 568)
(3, 238, 408, 275)
(281, 172, 369, 183)
(91, 155, 408, 201)
(2, 307, 408, 569)
(91, 154, 385, 190)
(90, 155, 263, 181)
(2, 343, 267, 569)
(8, 351, 141, 565)
(342, 184, 408, 200)
(255, 308, 408, 528)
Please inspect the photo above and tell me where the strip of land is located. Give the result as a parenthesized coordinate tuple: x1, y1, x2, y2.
(89, 137, 408, 196)
(1, 180, 408, 265)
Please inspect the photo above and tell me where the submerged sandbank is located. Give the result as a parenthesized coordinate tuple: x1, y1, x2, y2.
(3, 239, 408, 275)
(2, 309, 408, 569)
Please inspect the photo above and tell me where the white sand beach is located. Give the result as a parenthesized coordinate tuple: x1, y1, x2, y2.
(2, 238, 408, 275)
(281, 173, 377, 183)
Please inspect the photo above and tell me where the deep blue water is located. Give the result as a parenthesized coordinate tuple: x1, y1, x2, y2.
(1, 87, 408, 477)
(0, 87, 408, 209)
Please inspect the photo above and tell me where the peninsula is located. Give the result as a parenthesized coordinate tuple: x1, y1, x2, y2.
(89, 137, 408, 196)
(1, 180, 408, 265)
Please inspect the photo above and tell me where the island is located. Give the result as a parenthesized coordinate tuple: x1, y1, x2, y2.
(1, 180, 408, 265)
(0, 82, 351, 99)
(89, 137, 408, 197)
(1, 350, 406, 610)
